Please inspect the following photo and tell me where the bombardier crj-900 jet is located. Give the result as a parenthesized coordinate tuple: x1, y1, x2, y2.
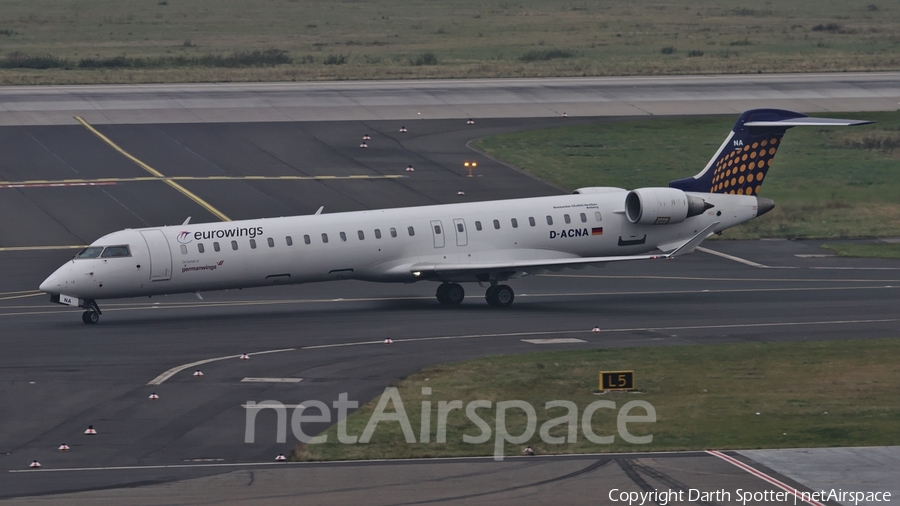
(41, 109, 870, 323)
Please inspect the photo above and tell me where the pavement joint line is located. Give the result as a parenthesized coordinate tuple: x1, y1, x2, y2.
(707, 450, 825, 506)
(146, 348, 296, 386)
(74, 116, 231, 222)
(696, 246, 769, 268)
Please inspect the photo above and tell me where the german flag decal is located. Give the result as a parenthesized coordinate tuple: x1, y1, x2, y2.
(591, 227, 603, 236)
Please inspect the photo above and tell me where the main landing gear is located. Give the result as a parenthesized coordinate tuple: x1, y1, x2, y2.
(81, 300, 101, 325)
(436, 283, 465, 305)
(485, 284, 514, 307)
(435, 282, 514, 307)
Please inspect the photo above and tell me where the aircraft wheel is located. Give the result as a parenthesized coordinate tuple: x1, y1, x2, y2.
(444, 283, 465, 305)
(486, 285, 514, 307)
(82, 310, 100, 324)
(436, 283, 464, 305)
(493, 285, 514, 307)
(435, 284, 449, 304)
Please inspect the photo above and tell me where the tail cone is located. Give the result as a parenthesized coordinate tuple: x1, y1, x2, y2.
(756, 197, 775, 217)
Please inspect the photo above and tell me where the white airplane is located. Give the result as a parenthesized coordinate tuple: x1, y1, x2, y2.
(40, 109, 870, 323)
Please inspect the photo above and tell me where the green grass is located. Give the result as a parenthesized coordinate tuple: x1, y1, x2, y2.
(822, 243, 900, 259)
(293, 338, 900, 461)
(0, 0, 898, 84)
(474, 111, 900, 240)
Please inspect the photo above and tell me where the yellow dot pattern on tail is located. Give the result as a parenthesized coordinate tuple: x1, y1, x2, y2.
(710, 137, 779, 195)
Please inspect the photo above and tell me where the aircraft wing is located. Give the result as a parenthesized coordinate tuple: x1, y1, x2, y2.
(411, 222, 718, 277)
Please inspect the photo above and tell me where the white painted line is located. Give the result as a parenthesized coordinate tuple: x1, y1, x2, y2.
(707, 450, 825, 506)
(6, 448, 711, 473)
(812, 266, 900, 270)
(794, 254, 835, 258)
(300, 317, 900, 350)
(521, 338, 587, 344)
(242, 404, 304, 409)
(146, 348, 296, 386)
(697, 246, 768, 268)
(241, 377, 303, 383)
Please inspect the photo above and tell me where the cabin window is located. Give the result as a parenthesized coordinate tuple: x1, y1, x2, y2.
(285, 236, 293, 246)
(340, 232, 347, 242)
(564, 214, 571, 224)
(456, 223, 464, 233)
(100, 245, 131, 258)
(408, 226, 415, 237)
(198, 243, 205, 253)
(180, 245, 188, 255)
(75, 246, 104, 259)
(250, 239, 257, 249)
(491, 219, 499, 230)
(321, 233, 328, 244)
(580, 213, 587, 223)
(546, 216, 553, 225)
(511, 218, 518, 228)
(267, 237, 275, 248)
(232, 240, 238, 250)
(529, 217, 536, 227)
(475, 221, 482, 231)
(304, 234, 311, 245)
(595, 211, 602, 222)
(434, 224, 441, 235)
(375, 229, 382, 239)
(390, 228, 397, 238)
(358, 230, 365, 240)
(213, 242, 221, 252)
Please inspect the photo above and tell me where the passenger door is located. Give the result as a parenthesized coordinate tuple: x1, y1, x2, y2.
(140, 230, 172, 281)
(453, 218, 467, 247)
(430, 220, 445, 248)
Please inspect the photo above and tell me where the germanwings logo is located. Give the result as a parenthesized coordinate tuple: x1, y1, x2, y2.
(182, 260, 224, 273)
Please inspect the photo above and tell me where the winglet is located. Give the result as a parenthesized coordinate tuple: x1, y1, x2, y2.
(182, 217, 191, 225)
(315, 206, 324, 215)
(667, 222, 720, 258)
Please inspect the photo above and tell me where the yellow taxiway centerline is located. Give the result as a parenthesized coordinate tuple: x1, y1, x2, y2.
(74, 116, 232, 222)
(0, 175, 404, 186)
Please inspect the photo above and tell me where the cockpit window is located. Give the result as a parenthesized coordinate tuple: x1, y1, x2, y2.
(75, 246, 104, 259)
(100, 245, 131, 258)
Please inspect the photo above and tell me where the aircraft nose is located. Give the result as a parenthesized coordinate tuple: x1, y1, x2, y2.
(39, 275, 59, 293)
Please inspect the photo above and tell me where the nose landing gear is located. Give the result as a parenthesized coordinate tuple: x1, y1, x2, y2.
(81, 300, 102, 324)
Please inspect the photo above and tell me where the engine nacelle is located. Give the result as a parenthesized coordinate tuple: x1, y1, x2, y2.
(625, 187, 710, 225)
(572, 187, 627, 195)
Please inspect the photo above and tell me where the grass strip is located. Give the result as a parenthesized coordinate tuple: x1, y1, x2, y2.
(293, 338, 900, 461)
(822, 243, 900, 259)
(1, 0, 898, 84)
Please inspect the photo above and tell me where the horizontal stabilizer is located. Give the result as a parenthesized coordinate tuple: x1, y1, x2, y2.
(744, 117, 873, 127)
